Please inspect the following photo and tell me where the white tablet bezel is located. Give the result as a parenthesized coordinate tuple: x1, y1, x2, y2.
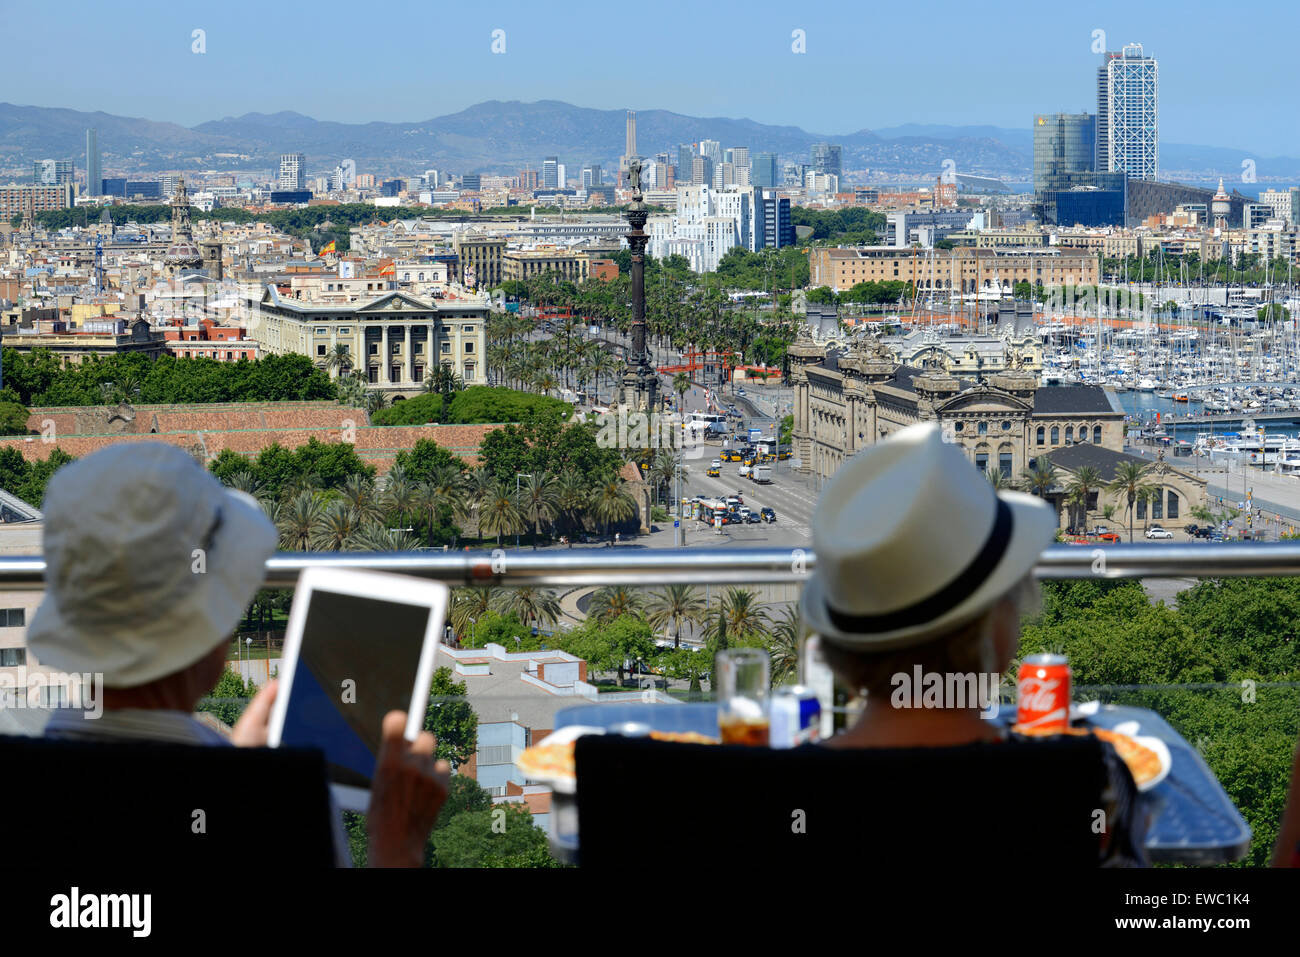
(267, 567, 449, 812)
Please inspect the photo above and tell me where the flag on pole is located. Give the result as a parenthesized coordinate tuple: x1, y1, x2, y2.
(318, 240, 336, 256)
(379, 262, 395, 276)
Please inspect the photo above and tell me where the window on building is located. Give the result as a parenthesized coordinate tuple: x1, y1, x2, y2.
(975, 452, 988, 472)
(316, 344, 326, 356)
(315, 327, 327, 335)
(1137, 497, 1146, 519)
(441, 341, 451, 354)
(1, 608, 25, 628)
(977, 421, 987, 435)
(368, 367, 378, 383)
(0, 647, 25, 667)
(954, 421, 963, 432)
(369, 343, 379, 355)
(999, 453, 1013, 478)
(391, 365, 401, 381)
(464, 363, 475, 380)
(1051, 426, 1059, 444)
(464, 341, 474, 354)
(1153, 494, 1163, 520)
(1002, 421, 1011, 431)
(1094, 425, 1102, 444)
(1167, 491, 1179, 519)
(1065, 427, 1074, 444)
(338, 327, 350, 335)
(414, 366, 424, 382)
(1036, 426, 1045, 445)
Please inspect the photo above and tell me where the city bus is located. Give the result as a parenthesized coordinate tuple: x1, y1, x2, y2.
(697, 499, 731, 526)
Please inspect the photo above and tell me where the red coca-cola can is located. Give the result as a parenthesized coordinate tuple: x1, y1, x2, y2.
(1016, 653, 1072, 733)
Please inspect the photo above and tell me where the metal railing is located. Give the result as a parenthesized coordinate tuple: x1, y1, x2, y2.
(2, 542, 1300, 591)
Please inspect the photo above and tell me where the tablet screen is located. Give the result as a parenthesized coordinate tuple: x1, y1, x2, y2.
(278, 589, 434, 789)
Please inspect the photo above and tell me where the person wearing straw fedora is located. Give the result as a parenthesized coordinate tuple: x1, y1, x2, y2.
(802, 423, 1148, 863)
(26, 442, 449, 867)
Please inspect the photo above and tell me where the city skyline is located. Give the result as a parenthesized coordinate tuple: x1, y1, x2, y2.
(3, 0, 1298, 156)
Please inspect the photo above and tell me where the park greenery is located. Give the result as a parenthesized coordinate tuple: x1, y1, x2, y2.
(203, 421, 639, 550)
(370, 384, 571, 426)
(1020, 577, 1300, 867)
(0, 349, 334, 407)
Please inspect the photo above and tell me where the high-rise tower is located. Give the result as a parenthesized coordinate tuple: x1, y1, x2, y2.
(1097, 43, 1158, 181)
(86, 128, 101, 197)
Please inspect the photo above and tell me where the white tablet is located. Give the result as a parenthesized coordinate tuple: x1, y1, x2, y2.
(267, 567, 450, 812)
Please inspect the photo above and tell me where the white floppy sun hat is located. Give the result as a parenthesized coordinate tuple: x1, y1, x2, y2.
(27, 442, 279, 687)
(801, 422, 1056, 651)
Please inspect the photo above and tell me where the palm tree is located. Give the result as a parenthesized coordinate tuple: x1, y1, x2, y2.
(1020, 456, 1059, 497)
(554, 471, 589, 544)
(590, 477, 637, 543)
(478, 480, 525, 547)
(338, 473, 383, 524)
(497, 586, 561, 632)
(450, 587, 498, 642)
(1107, 460, 1157, 543)
(588, 586, 645, 624)
(427, 465, 470, 532)
(516, 472, 559, 549)
(278, 491, 325, 551)
(646, 584, 704, 649)
(383, 469, 418, 533)
(352, 522, 420, 552)
(326, 343, 353, 378)
(310, 501, 362, 551)
(672, 371, 690, 410)
(221, 470, 262, 498)
(768, 605, 804, 687)
(1064, 466, 1103, 535)
(986, 467, 1013, 491)
(709, 587, 771, 644)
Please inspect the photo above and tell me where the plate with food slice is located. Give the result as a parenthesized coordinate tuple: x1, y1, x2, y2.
(1092, 726, 1171, 792)
(515, 725, 604, 794)
(1011, 722, 1171, 791)
(516, 726, 720, 794)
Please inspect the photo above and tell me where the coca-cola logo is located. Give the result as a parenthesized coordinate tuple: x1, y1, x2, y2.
(1018, 677, 1060, 712)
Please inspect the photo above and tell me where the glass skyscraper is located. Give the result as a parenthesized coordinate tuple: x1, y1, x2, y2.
(752, 152, 778, 188)
(1097, 43, 1158, 181)
(86, 128, 101, 196)
(1033, 113, 1096, 194)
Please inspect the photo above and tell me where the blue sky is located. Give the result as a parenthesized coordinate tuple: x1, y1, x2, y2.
(6, 0, 1299, 155)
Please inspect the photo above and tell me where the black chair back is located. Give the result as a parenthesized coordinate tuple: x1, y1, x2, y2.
(576, 734, 1111, 867)
(0, 737, 337, 867)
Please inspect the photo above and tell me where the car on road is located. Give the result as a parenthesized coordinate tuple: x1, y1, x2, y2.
(738, 464, 752, 478)
(760, 507, 776, 523)
(778, 450, 792, 460)
(1095, 531, 1121, 543)
(746, 511, 761, 524)
(1145, 525, 1174, 540)
(737, 388, 747, 397)
(726, 495, 743, 507)
(711, 458, 722, 469)
(706, 466, 720, 477)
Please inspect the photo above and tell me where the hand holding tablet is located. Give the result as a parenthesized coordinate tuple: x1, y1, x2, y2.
(268, 568, 451, 812)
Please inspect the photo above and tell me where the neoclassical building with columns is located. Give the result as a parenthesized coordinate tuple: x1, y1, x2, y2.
(247, 286, 488, 394)
(788, 329, 1125, 483)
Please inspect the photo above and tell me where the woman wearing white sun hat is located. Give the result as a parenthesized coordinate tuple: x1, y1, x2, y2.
(27, 442, 448, 867)
(801, 423, 1148, 864)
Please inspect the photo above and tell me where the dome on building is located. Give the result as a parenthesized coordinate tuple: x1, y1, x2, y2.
(165, 176, 205, 272)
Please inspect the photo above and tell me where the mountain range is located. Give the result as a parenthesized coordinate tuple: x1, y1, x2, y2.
(2, 100, 1298, 185)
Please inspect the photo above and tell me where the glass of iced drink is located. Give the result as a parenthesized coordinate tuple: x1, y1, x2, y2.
(716, 648, 770, 746)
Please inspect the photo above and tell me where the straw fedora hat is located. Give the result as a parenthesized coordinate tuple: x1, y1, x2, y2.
(801, 423, 1056, 651)
(27, 443, 279, 687)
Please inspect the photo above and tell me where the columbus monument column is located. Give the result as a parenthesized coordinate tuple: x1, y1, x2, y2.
(618, 158, 661, 412)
